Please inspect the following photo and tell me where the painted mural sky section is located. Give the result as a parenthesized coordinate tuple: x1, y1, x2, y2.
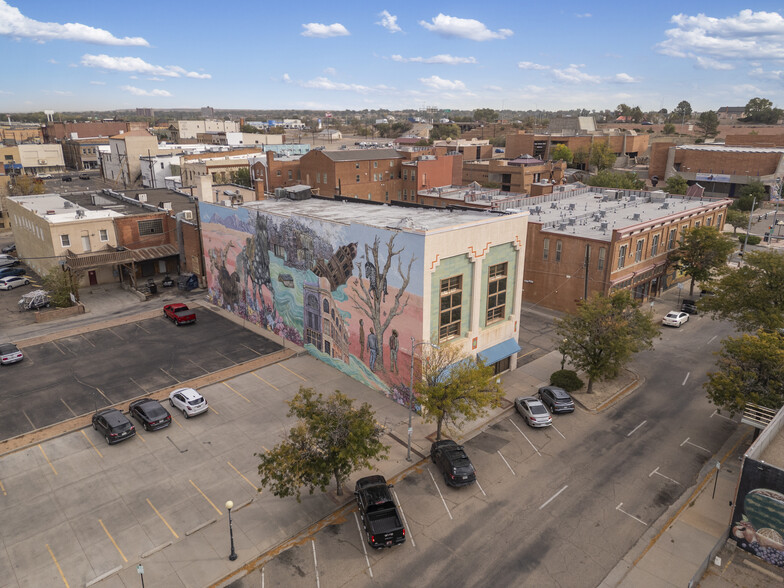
(201, 201, 425, 406)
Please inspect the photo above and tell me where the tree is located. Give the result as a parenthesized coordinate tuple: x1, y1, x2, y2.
(663, 123, 676, 135)
(231, 168, 251, 188)
(673, 100, 692, 122)
(738, 180, 768, 206)
(8, 175, 46, 196)
(430, 124, 460, 140)
(256, 387, 387, 500)
(699, 250, 784, 332)
(725, 208, 750, 234)
(616, 104, 631, 119)
(585, 169, 645, 190)
(42, 266, 79, 307)
(555, 291, 658, 394)
(705, 331, 784, 416)
(572, 147, 589, 169)
(550, 144, 573, 163)
(473, 108, 498, 123)
(416, 344, 503, 441)
(241, 124, 260, 133)
(664, 175, 689, 195)
(668, 225, 737, 296)
(589, 142, 615, 171)
(630, 106, 644, 123)
(743, 97, 783, 124)
(695, 110, 719, 138)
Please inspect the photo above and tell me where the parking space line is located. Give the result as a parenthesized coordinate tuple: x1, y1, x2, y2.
(427, 468, 453, 520)
(95, 387, 112, 404)
(38, 444, 57, 475)
(81, 430, 103, 459)
(475, 479, 487, 497)
(136, 323, 151, 335)
(189, 479, 223, 516)
(135, 430, 146, 443)
(277, 363, 307, 381)
(710, 410, 733, 421)
(170, 415, 184, 429)
(508, 419, 541, 457)
(129, 377, 147, 393)
(46, 544, 70, 588)
(23, 410, 35, 430)
(391, 488, 415, 548)
(627, 420, 647, 437)
(680, 437, 712, 453)
(99, 519, 127, 563)
(214, 349, 237, 364)
(497, 450, 516, 476)
(108, 328, 124, 341)
(80, 334, 96, 347)
(61, 398, 77, 418)
(539, 485, 568, 510)
(616, 502, 648, 526)
(0, 479, 6, 496)
(160, 367, 180, 383)
(353, 512, 373, 578)
(51, 340, 67, 355)
(682, 372, 690, 386)
(210, 406, 220, 415)
(551, 424, 566, 440)
(312, 539, 320, 588)
(251, 371, 279, 391)
(649, 466, 681, 485)
(147, 498, 178, 539)
(239, 343, 262, 356)
(223, 382, 251, 403)
(227, 461, 259, 491)
(186, 357, 210, 372)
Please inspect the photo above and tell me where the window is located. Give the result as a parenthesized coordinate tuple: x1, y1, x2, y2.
(316, 172, 321, 183)
(323, 174, 327, 184)
(355, 163, 360, 169)
(138, 219, 163, 236)
(598, 247, 606, 270)
(99, 229, 108, 242)
(276, 170, 281, 176)
(389, 161, 394, 167)
(486, 263, 507, 323)
(617, 244, 627, 269)
(635, 239, 644, 262)
(668, 228, 677, 249)
(651, 234, 659, 256)
(412, 171, 416, 180)
(695, 221, 701, 228)
(404, 170, 408, 180)
(385, 191, 389, 202)
(373, 161, 378, 168)
(439, 276, 462, 341)
(706, 216, 712, 226)
(543, 238, 550, 260)
(717, 213, 723, 227)
(356, 175, 360, 182)
(403, 189, 408, 201)
(60, 234, 70, 247)
(555, 240, 562, 262)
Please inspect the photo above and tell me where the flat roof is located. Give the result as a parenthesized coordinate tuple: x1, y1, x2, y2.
(10, 193, 123, 223)
(676, 144, 784, 154)
(321, 148, 402, 162)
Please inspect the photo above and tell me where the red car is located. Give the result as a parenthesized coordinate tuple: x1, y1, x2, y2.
(163, 303, 196, 325)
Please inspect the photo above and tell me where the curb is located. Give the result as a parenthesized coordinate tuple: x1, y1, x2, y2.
(570, 368, 644, 414)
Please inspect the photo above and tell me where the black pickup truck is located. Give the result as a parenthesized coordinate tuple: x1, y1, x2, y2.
(355, 475, 406, 548)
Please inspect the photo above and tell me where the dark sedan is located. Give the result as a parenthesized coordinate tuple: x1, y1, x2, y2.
(92, 409, 136, 444)
(0, 267, 26, 279)
(538, 386, 575, 414)
(129, 398, 172, 431)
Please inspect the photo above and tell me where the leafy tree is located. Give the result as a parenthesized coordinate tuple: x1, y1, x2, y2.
(668, 225, 737, 296)
(473, 108, 498, 123)
(630, 106, 644, 123)
(673, 100, 692, 122)
(572, 147, 589, 169)
(739, 180, 769, 204)
(742, 97, 783, 124)
(416, 344, 503, 441)
(241, 124, 260, 133)
(616, 104, 631, 119)
(663, 123, 676, 135)
(42, 266, 78, 307)
(696, 110, 719, 138)
(585, 169, 645, 190)
(725, 208, 750, 234)
(8, 175, 46, 196)
(256, 387, 387, 500)
(589, 142, 616, 171)
(230, 168, 251, 188)
(430, 124, 460, 140)
(550, 144, 573, 163)
(699, 250, 784, 332)
(556, 291, 658, 394)
(705, 331, 784, 416)
(664, 175, 689, 195)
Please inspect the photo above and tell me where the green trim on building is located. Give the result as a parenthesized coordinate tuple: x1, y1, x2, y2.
(430, 253, 473, 342)
(479, 243, 518, 329)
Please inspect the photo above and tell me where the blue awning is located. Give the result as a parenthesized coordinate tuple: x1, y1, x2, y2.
(478, 338, 522, 366)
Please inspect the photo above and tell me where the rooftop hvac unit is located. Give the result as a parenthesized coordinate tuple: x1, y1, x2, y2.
(223, 199, 233, 207)
(63, 201, 72, 208)
(46, 210, 55, 215)
(138, 193, 147, 202)
(600, 210, 607, 218)
(632, 213, 641, 221)
(183, 210, 194, 220)
(75, 209, 85, 218)
(274, 188, 286, 199)
(600, 221, 608, 231)
(629, 195, 636, 201)
(661, 202, 670, 209)
(550, 202, 558, 209)
(162, 202, 172, 211)
(568, 203, 576, 211)
(568, 217, 576, 225)
(558, 223, 567, 231)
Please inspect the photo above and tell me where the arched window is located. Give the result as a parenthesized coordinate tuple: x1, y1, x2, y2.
(307, 294, 318, 309)
(322, 299, 329, 313)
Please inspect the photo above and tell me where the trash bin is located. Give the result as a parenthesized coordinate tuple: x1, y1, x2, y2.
(147, 279, 157, 294)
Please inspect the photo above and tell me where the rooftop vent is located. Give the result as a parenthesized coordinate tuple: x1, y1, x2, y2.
(138, 193, 147, 202)
(600, 221, 608, 231)
(558, 222, 567, 231)
(63, 201, 72, 208)
(662, 202, 670, 209)
(568, 203, 576, 211)
(568, 217, 576, 225)
(550, 202, 558, 209)
(632, 213, 641, 221)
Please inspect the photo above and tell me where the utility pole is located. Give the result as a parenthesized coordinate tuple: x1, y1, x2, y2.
(583, 244, 590, 300)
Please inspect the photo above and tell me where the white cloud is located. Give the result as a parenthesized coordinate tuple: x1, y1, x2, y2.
(47, 58, 57, 64)
(324, 67, 337, 76)
(0, 89, 12, 95)
(300, 77, 386, 94)
(484, 85, 503, 91)
(518, 61, 549, 70)
(391, 54, 476, 65)
(53, 90, 72, 95)
(575, 13, 592, 18)
(377, 10, 401, 33)
(613, 73, 639, 83)
(147, 76, 164, 81)
(89, 80, 106, 85)
(418, 75, 466, 90)
(301, 22, 349, 38)
(81, 54, 211, 79)
(0, 0, 149, 46)
(419, 14, 512, 41)
(695, 56, 734, 70)
(120, 85, 172, 97)
(551, 64, 600, 83)
(750, 66, 784, 80)
(282, 73, 291, 82)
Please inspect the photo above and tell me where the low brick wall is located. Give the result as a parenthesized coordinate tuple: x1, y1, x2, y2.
(34, 303, 85, 323)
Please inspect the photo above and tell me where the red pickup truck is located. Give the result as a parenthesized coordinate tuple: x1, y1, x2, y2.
(163, 303, 196, 325)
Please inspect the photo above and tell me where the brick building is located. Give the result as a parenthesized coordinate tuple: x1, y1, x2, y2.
(462, 156, 567, 193)
(506, 131, 649, 165)
(42, 121, 143, 143)
(251, 151, 304, 197)
(62, 137, 108, 170)
(0, 124, 43, 145)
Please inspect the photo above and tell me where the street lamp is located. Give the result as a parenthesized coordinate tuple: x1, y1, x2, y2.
(407, 337, 439, 462)
(225, 500, 237, 561)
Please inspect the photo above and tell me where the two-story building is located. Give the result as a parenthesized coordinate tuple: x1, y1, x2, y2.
(462, 156, 567, 193)
(101, 130, 159, 188)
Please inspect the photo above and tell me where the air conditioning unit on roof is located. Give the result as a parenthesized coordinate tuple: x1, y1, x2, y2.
(183, 210, 193, 220)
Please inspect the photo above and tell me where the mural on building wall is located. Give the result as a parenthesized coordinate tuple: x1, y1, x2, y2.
(201, 202, 424, 403)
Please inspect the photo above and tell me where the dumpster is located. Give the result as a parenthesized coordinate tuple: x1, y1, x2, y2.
(177, 273, 198, 291)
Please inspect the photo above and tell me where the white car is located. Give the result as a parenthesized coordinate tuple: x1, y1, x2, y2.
(662, 311, 689, 328)
(168, 387, 208, 418)
(0, 276, 29, 290)
(0, 343, 23, 365)
(35, 173, 53, 179)
(515, 396, 553, 428)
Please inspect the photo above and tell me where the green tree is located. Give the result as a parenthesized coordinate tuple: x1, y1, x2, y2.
(616, 104, 631, 119)
(256, 387, 387, 500)
(230, 168, 251, 188)
(673, 100, 692, 122)
(669, 225, 737, 296)
(699, 250, 784, 332)
(585, 169, 645, 190)
(743, 97, 783, 124)
(695, 110, 719, 138)
(630, 106, 644, 123)
(738, 180, 769, 207)
(8, 175, 46, 196)
(555, 291, 658, 394)
(589, 142, 616, 171)
(416, 344, 503, 441)
(664, 175, 689, 195)
(473, 108, 499, 123)
(430, 124, 460, 140)
(550, 144, 573, 163)
(705, 331, 784, 415)
(725, 208, 750, 234)
(241, 124, 260, 133)
(572, 147, 589, 169)
(42, 266, 78, 307)
(662, 123, 676, 135)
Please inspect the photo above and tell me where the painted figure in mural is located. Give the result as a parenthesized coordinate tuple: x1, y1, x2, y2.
(389, 329, 399, 373)
(367, 327, 378, 371)
(359, 318, 365, 361)
(216, 242, 240, 309)
(364, 259, 388, 302)
(244, 212, 275, 325)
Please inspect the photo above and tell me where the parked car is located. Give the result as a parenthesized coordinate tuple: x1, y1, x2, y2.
(0, 267, 25, 279)
(78, 173, 91, 180)
(1, 244, 15, 254)
(92, 409, 136, 444)
(430, 440, 476, 487)
(0, 256, 20, 268)
(35, 173, 53, 179)
(515, 396, 552, 428)
(129, 398, 172, 431)
(538, 386, 575, 414)
(662, 311, 689, 328)
(61, 175, 72, 182)
(0, 343, 23, 365)
(163, 303, 196, 325)
(355, 475, 406, 548)
(681, 299, 699, 314)
(168, 387, 208, 418)
(0, 276, 30, 290)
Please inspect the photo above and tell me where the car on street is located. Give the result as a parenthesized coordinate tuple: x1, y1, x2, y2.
(515, 396, 553, 428)
(0, 267, 25, 279)
(538, 386, 575, 414)
(0, 343, 23, 365)
(78, 173, 90, 180)
(92, 409, 136, 444)
(0, 256, 20, 268)
(681, 299, 699, 314)
(35, 173, 53, 179)
(0, 276, 29, 290)
(168, 387, 208, 418)
(62, 175, 72, 182)
(430, 440, 476, 487)
(1, 244, 15, 254)
(662, 311, 689, 328)
(129, 398, 172, 431)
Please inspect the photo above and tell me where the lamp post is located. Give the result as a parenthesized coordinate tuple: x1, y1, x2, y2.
(407, 337, 439, 462)
(225, 500, 237, 561)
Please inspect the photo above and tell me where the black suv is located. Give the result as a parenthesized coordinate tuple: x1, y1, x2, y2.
(538, 386, 575, 414)
(681, 299, 699, 314)
(430, 440, 476, 487)
(92, 409, 136, 444)
(129, 398, 172, 431)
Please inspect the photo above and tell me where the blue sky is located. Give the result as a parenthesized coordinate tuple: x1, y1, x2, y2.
(2, 1, 784, 114)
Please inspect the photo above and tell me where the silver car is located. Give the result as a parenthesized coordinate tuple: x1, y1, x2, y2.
(0, 276, 29, 290)
(169, 387, 208, 418)
(0, 343, 23, 365)
(515, 396, 553, 428)
(662, 311, 689, 328)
